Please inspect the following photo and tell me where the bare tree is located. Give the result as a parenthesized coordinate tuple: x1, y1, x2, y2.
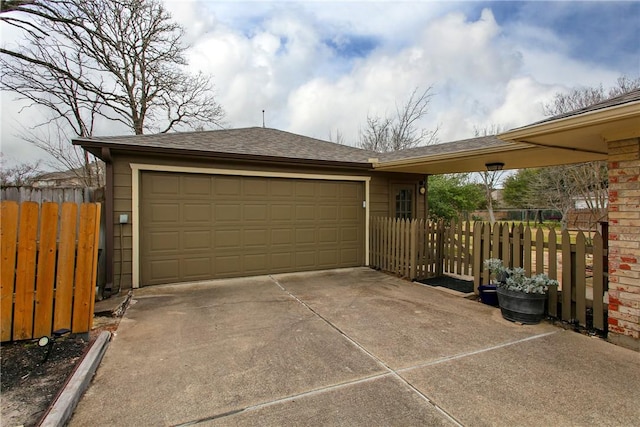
(532, 166, 578, 230)
(19, 123, 105, 187)
(0, 154, 42, 186)
(474, 124, 505, 224)
(543, 76, 640, 116)
(541, 76, 639, 229)
(1, 0, 225, 183)
(328, 129, 346, 145)
(359, 87, 438, 152)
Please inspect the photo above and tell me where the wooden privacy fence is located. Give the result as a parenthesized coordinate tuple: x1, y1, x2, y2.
(1, 201, 101, 342)
(370, 217, 607, 332)
(1, 186, 97, 204)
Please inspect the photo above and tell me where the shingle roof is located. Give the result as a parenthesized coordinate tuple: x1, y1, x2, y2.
(74, 127, 378, 165)
(516, 88, 640, 128)
(75, 127, 511, 167)
(378, 135, 508, 162)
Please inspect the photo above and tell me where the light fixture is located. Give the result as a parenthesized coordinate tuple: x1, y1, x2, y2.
(418, 180, 426, 195)
(485, 162, 505, 171)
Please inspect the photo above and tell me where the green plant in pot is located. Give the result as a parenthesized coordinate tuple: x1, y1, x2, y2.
(496, 266, 559, 324)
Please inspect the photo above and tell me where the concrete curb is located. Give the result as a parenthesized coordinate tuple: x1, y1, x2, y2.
(39, 331, 111, 427)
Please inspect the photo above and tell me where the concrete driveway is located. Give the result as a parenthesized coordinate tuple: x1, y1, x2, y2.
(71, 268, 640, 426)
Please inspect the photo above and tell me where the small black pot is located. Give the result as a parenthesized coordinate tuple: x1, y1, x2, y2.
(478, 284, 499, 306)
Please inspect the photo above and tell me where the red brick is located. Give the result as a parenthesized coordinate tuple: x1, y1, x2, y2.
(608, 325, 625, 334)
(608, 317, 619, 326)
(621, 256, 638, 263)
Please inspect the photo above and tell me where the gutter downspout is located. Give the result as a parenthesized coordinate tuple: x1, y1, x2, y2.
(101, 147, 114, 297)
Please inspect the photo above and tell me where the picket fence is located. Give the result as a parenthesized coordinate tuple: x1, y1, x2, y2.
(0, 201, 101, 342)
(370, 217, 607, 331)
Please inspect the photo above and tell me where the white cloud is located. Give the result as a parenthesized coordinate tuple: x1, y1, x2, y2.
(1, 1, 636, 168)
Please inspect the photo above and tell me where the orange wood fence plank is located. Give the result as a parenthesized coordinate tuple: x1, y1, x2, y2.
(13, 202, 39, 340)
(88, 203, 101, 330)
(72, 204, 98, 333)
(33, 203, 59, 338)
(53, 203, 77, 331)
(1, 201, 19, 341)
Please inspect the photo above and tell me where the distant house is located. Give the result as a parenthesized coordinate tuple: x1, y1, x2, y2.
(32, 162, 105, 188)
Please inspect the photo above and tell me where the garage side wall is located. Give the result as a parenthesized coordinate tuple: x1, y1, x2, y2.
(109, 154, 424, 290)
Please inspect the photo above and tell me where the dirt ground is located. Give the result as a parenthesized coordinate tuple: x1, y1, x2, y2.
(1, 317, 120, 427)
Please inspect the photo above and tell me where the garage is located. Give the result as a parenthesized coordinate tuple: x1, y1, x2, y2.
(139, 170, 365, 286)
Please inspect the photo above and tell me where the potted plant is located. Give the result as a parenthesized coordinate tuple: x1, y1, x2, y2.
(495, 266, 559, 324)
(479, 258, 505, 306)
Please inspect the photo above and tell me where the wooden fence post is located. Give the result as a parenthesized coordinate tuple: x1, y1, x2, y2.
(592, 232, 605, 330)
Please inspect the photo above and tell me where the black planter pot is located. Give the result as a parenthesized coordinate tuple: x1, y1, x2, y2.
(478, 284, 499, 306)
(496, 287, 547, 324)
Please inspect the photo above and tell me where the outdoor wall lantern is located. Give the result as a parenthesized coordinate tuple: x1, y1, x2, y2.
(418, 180, 426, 195)
(485, 162, 505, 171)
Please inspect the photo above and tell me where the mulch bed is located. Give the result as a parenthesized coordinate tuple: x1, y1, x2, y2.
(1, 335, 89, 427)
(418, 275, 474, 293)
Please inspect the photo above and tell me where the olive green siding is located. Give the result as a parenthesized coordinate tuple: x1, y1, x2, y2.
(110, 153, 424, 289)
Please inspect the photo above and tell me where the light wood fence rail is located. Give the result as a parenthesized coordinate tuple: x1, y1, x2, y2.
(1, 201, 101, 342)
(370, 217, 607, 332)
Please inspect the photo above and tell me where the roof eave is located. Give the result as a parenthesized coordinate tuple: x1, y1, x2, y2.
(373, 142, 524, 170)
(73, 139, 374, 170)
(499, 101, 640, 142)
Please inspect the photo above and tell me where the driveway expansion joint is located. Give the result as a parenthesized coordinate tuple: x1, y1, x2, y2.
(269, 275, 464, 426)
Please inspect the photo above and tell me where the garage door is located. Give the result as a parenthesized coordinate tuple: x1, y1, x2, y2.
(140, 171, 365, 285)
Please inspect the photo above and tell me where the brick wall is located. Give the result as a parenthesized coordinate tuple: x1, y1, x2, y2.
(607, 138, 640, 351)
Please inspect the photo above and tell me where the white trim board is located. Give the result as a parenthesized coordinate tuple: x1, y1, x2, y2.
(130, 163, 371, 288)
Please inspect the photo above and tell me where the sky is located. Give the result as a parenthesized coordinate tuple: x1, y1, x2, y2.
(1, 0, 639, 169)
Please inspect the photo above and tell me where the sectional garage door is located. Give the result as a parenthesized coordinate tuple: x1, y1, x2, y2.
(140, 171, 365, 286)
